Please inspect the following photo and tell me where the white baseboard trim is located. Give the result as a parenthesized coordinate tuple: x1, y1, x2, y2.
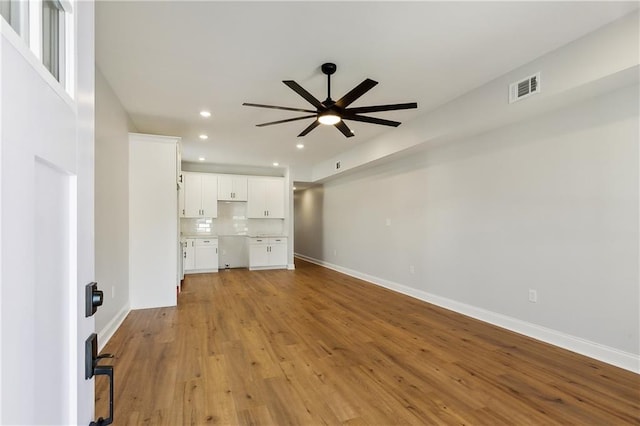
(287, 263, 296, 270)
(294, 253, 639, 374)
(97, 304, 131, 352)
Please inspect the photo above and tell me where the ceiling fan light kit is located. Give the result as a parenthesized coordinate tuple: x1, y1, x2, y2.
(318, 111, 341, 125)
(243, 63, 417, 138)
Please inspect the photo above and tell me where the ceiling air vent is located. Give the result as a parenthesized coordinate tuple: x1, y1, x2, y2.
(509, 72, 540, 103)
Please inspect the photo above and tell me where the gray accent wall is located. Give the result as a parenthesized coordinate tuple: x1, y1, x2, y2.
(295, 85, 639, 364)
(294, 13, 639, 371)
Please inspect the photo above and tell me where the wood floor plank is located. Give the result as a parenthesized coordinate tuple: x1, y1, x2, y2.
(96, 259, 640, 425)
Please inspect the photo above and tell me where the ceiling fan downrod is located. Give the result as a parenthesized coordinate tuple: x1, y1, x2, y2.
(321, 62, 337, 104)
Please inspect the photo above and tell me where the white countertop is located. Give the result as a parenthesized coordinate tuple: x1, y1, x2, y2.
(181, 234, 287, 239)
(181, 234, 217, 240)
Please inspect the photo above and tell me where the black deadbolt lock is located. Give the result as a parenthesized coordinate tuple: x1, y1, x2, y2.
(85, 282, 103, 317)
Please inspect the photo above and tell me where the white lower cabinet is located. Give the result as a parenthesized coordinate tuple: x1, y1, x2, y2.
(183, 239, 195, 271)
(248, 237, 287, 270)
(184, 238, 218, 273)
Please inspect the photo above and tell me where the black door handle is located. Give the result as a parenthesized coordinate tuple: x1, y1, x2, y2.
(90, 364, 113, 426)
(86, 333, 115, 426)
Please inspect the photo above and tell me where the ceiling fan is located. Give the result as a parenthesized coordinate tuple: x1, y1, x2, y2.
(243, 63, 418, 138)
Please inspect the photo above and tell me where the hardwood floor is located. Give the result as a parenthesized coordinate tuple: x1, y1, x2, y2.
(96, 259, 640, 425)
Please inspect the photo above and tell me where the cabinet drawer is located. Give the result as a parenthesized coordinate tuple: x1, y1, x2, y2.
(195, 238, 218, 247)
(249, 237, 286, 245)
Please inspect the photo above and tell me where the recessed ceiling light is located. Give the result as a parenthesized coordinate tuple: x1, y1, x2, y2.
(198, 156, 205, 161)
(200, 111, 211, 118)
(199, 134, 208, 140)
(293, 186, 297, 191)
(296, 143, 304, 149)
(273, 162, 279, 167)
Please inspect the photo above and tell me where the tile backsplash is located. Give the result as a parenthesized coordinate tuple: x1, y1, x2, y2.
(180, 201, 284, 236)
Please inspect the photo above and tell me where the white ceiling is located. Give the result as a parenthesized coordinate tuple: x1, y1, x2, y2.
(95, 1, 638, 176)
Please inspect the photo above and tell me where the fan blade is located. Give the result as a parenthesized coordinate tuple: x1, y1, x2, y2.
(283, 80, 324, 109)
(256, 115, 316, 127)
(243, 103, 316, 114)
(342, 114, 401, 127)
(345, 102, 417, 114)
(298, 120, 320, 137)
(334, 120, 354, 138)
(335, 79, 378, 108)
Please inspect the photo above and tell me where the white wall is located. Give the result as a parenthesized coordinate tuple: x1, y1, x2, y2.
(296, 85, 639, 371)
(95, 68, 134, 345)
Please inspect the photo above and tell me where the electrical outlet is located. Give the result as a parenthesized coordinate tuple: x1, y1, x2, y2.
(528, 289, 537, 303)
(333, 249, 337, 256)
(385, 218, 391, 226)
(112, 286, 115, 299)
(409, 265, 415, 274)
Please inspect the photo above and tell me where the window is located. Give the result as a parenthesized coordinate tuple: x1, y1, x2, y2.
(1, 0, 26, 36)
(42, 0, 65, 83)
(2, 0, 73, 96)
(0, 1, 12, 25)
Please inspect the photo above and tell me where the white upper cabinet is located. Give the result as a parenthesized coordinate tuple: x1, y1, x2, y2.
(176, 141, 183, 185)
(247, 177, 285, 218)
(218, 174, 248, 201)
(178, 184, 185, 218)
(184, 172, 218, 218)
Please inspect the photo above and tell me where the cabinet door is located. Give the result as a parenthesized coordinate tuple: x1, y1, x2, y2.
(217, 175, 233, 201)
(249, 243, 269, 267)
(200, 174, 218, 218)
(195, 240, 218, 270)
(265, 179, 285, 218)
(183, 173, 202, 217)
(231, 176, 248, 201)
(178, 185, 185, 217)
(247, 179, 267, 218)
(184, 239, 195, 271)
(218, 175, 247, 201)
(269, 241, 287, 266)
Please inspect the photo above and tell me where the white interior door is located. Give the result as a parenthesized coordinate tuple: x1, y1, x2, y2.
(1, 1, 96, 424)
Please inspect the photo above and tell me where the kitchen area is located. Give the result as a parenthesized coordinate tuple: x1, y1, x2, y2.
(179, 171, 290, 280)
(128, 133, 294, 309)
